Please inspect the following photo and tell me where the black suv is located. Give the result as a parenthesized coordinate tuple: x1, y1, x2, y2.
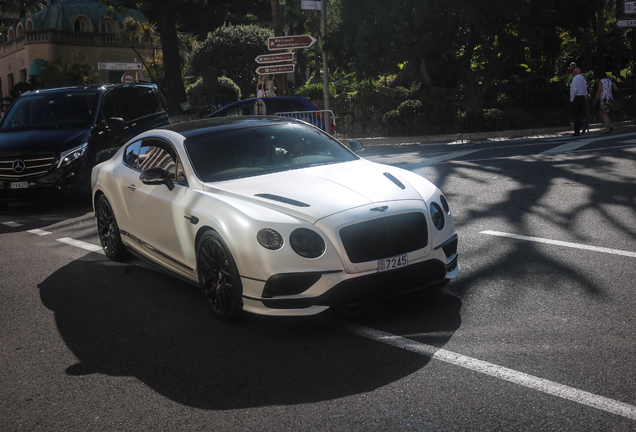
(0, 84, 168, 205)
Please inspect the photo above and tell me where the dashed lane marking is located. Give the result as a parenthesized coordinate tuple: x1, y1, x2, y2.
(481, 230, 636, 258)
(56, 237, 104, 255)
(27, 228, 52, 236)
(341, 323, 636, 420)
(2, 221, 23, 227)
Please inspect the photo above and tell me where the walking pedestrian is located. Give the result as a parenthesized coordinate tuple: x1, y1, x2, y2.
(569, 67, 587, 136)
(266, 75, 277, 97)
(594, 72, 618, 134)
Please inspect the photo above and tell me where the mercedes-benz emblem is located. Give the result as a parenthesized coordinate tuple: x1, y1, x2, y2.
(12, 159, 26, 173)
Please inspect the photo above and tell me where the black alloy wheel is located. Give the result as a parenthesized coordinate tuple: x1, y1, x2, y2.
(197, 231, 243, 321)
(96, 194, 128, 261)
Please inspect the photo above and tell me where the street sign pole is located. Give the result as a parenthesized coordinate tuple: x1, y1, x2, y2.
(321, 0, 331, 135)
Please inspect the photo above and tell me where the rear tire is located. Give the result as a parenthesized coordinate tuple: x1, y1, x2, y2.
(196, 231, 243, 321)
(96, 194, 128, 261)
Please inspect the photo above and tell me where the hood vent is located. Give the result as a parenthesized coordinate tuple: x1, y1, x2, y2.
(255, 193, 310, 207)
(384, 172, 406, 190)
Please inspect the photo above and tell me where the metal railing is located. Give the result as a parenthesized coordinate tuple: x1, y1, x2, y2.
(275, 110, 338, 138)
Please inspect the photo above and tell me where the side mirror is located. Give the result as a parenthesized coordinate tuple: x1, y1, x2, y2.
(347, 140, 364, 153)
(139, 167, 175, 191)
(106, 117, 125, 132)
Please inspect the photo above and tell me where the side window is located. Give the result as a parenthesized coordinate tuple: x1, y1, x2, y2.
(291, 101, 306, 111)
(127, 139, 187, 185)
(139, 86, 164, 115)
(123, 140, 142, 168)
(100, 91, 119, 120)
(115, 87, 144, 122)
(225, 101, 253, 117)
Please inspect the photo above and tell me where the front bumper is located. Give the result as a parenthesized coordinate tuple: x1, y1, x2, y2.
(0, 163, 90, 202)
(241, 241, 459, 317)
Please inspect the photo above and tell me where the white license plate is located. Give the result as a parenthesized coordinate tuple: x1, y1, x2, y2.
(378, 254, 408, 272)
(10, 182, 29, 189)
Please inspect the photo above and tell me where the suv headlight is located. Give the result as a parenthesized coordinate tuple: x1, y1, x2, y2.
(58, 143, 88, 168)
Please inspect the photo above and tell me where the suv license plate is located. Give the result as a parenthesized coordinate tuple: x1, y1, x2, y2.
(378, 254, 408, 272)
(10, 182, 29, 189)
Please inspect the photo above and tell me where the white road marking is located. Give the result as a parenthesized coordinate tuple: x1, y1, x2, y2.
(341, 323, 636, 420)
(57, 237, 104, 255)
(424, 150, 481, 164)
(541, 140, 593, 154)
(2, 221, 23, 227)
(27, 228, 52, 236)
(481, 230, 636, 258)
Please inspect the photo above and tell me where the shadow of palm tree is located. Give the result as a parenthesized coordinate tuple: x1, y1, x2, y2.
(38, 254, 462, 410)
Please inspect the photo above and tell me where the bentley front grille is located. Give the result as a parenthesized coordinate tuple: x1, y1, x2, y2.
(0, 154, 57, 180)
(339, 212, 428, 263)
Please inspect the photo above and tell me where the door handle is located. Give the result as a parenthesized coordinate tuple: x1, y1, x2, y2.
(127, 184, 136, 191)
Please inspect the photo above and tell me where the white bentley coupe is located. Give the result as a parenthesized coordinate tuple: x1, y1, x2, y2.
(91, 117, 459, 321)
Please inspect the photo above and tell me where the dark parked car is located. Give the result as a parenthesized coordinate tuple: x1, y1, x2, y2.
(207, 96, 326, 130)
(0, 84, 168, 206)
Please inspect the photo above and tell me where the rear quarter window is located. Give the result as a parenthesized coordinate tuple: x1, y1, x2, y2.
(139, 87, 164, 115)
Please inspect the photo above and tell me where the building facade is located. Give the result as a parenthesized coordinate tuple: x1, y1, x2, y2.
(0, 0, 153, 105)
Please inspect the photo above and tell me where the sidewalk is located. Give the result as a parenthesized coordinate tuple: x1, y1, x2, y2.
(351, 119, 635, 147)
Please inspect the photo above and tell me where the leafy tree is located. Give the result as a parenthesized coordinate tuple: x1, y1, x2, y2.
(189, 24, 272, 98)
(333, 0, 597, 123)
(104, 0, 194, 114)
(0, 0, 45, 19)
(37, 52, 97, 89)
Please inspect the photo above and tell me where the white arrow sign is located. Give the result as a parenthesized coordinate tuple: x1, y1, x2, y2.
(615, 19, 636, 28)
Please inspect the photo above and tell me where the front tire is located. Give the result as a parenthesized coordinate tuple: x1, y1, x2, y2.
(197, 231, 243, 321)
(96, 194, 128, 261)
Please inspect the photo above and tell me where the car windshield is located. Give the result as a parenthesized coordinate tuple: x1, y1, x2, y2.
(0, 90, 99, 130)
(184, 123, 358, 182)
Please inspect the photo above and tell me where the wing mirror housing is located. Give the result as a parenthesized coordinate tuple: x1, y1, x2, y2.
(106, 117, 125, 132)
(347, 140, 364, 153)
(139, 167, 175, 191)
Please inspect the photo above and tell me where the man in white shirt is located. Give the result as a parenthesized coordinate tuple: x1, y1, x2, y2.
(569, 68, 588, 136)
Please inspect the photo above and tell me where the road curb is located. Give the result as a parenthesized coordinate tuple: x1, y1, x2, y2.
(350, 120, 635, 147)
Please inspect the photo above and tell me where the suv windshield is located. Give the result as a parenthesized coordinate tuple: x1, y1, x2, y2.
(184, 123, 358, 182)
(0, 90, 99, 130)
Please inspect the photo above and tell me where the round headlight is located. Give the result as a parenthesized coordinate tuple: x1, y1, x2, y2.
(430, 202, 445, 230)
(439, 194, 450, 214)
(290, 228, 325, 258)
(257, 228, 284, 250)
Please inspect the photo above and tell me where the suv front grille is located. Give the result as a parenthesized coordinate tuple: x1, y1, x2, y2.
(0, 153, 57, 180)
(339, 212, 428, 263)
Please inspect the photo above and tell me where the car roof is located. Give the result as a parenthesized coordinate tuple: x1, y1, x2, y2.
(161, 116, 303, 138)
(18, 83, 158, 97)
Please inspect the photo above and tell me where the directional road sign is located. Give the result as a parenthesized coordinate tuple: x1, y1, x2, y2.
(615, 19, 636, 28)
(268, 35, 316, 51)
(626, 1, 636, 14)
(255, 52, 295, 64)
(256, 64, 295, 75)
(99, 62, 142, 71)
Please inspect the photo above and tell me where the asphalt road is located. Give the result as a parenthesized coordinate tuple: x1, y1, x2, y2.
(1, 127, 635, 431)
